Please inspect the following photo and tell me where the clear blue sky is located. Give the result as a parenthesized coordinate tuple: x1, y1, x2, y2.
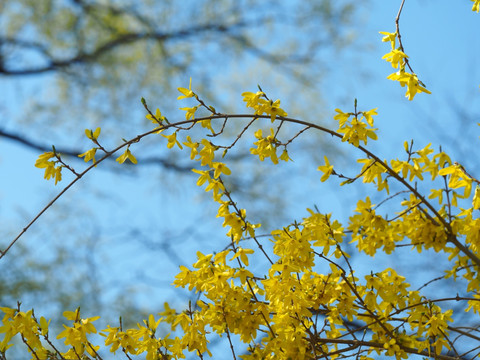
(0, 0, 479, 327)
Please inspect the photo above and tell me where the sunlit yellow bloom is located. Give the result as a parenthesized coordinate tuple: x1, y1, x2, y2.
(387, 71, 431, 100)
(250, 128, 279, 164)
(180, 105, 199, 120)
(318, 156, 334, 182)
(382, 49, 408, 69)
(85, 127, 101, 141)
(116, 148, 138, 164)
(158, 302, 177, 324)
(362, 108, 378, 126)
(177, 77, 194, 100)
(78, 148, 98, 164)
(242, 91, 264, 107)
(472, 0, 480, 12)
(333, 108, 350, 127)
(35, 152, 63, 184)
(212, 162, 231, 178)
(192, 169, 211, 186)
(229, 247, 254, 266)
(192, 251, 213, 269)
(63, 309, 80, 321)
(428, 188, 444, 205)
(473, 185, 480, 209)
(438, 163, 473, 199)
(183, 135, 199, 160)
(198, 139, 217, 166)
(162, 132, 183, 149)
(257, 98, 288, 122)
(205, 178, 225, 201)
(146, 108, 165, 124)
(379, 31, 397, 49)
(35, 151, 55, 167)
(201, 119, 214, 134)
(39, 316, 50, 336)
(337, 117, 378, 146)
(279, 149, 292, 162)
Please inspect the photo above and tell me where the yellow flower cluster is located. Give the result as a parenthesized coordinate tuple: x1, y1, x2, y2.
(250, 128, 281, 164)
(20, 30, 480, 357)
(0, 307, 50, 357)
(78, 128, 101, 164)
(379, 31, 431, 100)
(473, 0, 480, 12)
(242, 91, 288, 122)
(333, 107, 378, 147)
(34, 151, 63, 185)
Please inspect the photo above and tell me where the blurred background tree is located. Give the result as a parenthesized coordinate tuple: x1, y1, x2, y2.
(1, 1, 480, 358)
(0, 0, 361, 327)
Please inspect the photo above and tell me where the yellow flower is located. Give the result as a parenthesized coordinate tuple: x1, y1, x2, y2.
(241, 91, 264, 108)
(198, 139, 217, 166)
(318, 156, 334, 182)
(205, 178, 225, 201)
(78, 148, 98, 164)
(473, 185, 480, 210)
(212, 162, 231, 178)
(177, 77, 194, 100)
(180, 105, 199, 120)
(333, 108, 350, 127)
(257, 98, 288, 122)
(63, 309, 80, 321)
(35, 151, 55, 168)
(192, 169, 211, 186)
(35, 152, 63, 184)
(382, 49, 408, 69)
(472, 0, 480, 12)
(387, 71, 431, 100)
(146, 108, 165, 124)
(85, 127, 101, 141)
(362, 108, 378, 126)
(162, 132, 183, 149)
(116, 148, 138, 164)
(183, 135, 199, 159)
(280, 149, 292, 162)
(192, 251, 213, 269)
(379, 31, 396, 49)
(250, 128, 279, 164)
(39, 316, 50, 336)
(229, 247, 254, 266)
(429, 188, 444, 205)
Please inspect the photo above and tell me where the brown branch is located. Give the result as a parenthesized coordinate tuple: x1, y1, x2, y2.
(313, 337, 460, 360)
(395, 0, 415, 74)
(0, 22, 245, 76)
(0, 128, 191, 172)
(4, 113, 479, 270)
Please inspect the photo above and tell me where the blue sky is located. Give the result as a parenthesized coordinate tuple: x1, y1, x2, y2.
(0, 0, 479, 341)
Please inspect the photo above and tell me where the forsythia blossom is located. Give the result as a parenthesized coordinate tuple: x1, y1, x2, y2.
(177, 78, 195, 100)
(116, 148, 138, 164)
(318, 156, 334, 182)
(472, 0, 480, 12)
(85, 127, 101, 141)
(78, 148, 98, 164)
(334, 107, 378, 146)
(146, 108, 166, 125)
(379, 31, 431, 100)
(379, 31, 396, 49)
(242, 91, 288, 122)
(35, 151, 63, 185)
(387, 71, 431, 100)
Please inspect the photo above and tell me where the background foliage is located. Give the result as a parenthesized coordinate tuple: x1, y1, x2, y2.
(1, 1, 480, 359)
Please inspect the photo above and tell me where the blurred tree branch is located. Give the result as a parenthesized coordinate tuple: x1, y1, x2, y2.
(0, 127, 193, 171)
(0, 22, 249, 76)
